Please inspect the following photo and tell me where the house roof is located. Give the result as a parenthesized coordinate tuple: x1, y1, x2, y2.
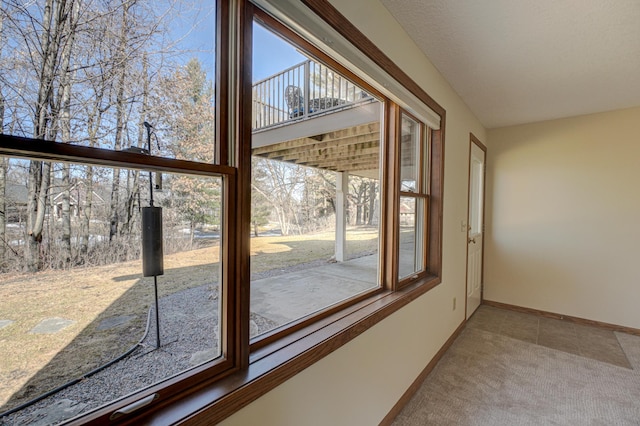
(380, 0, 640, 128)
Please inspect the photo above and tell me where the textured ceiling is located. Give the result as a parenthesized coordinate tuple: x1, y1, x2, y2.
(379, 0, 640, 128)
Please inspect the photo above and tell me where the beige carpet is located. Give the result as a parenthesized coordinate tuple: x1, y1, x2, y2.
(392, 316, 640, 425)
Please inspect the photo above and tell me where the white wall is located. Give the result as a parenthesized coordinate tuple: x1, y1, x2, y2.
(220, 1, 485, 425)
(485, 106, 640, 329)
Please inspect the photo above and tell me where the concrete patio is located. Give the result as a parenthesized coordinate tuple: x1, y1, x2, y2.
(250, 254, 379, 329)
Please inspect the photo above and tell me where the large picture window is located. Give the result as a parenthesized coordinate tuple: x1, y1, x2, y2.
(0, 1, 234, 424)
(0, 158, 225, 422)
(249, 19, 382, 344)
(0, 1, 445, 424)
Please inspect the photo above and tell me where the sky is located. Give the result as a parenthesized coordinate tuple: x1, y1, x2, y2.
(252, 23, 306, 82)
(168, 4, 306, 84)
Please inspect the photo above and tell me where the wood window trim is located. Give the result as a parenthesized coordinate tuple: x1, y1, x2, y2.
(0, 134, 241, 426)
(398, 109, 426, 195)
(396, 109, 435, 289)
(396, 194, 431, 289)
(299, 0, 448, 284)
(131, 274, 441, 425)
(253, 7, 386, 104)
(0, 135, 237, 177)
(215, 0, 230, 166)
(131, 1, 446, 424)
(299, 0, 446, 120)
(247, 5, 391, 351)
(0, 0, 446, 423)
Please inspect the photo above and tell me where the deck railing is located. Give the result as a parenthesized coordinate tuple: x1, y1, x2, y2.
(252, 59, 373, 131)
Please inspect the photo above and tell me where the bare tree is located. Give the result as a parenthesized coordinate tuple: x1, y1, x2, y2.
(252, 158, 307, 236)
(0, 11, 7, 265)
(108, 1, 133, 242)
(77, 20, 114, 260)
(107, 0, 166, 244)
(367, 181, 377, 226)
(24, 0, 75, 271)
(121, 53, 150, 237)
(55, 0, 81, 266)
(298, 167, 335, 231)
(158, 58, 218, 244)
(351, 177, 367, 225)
(0, 0, 215, 270)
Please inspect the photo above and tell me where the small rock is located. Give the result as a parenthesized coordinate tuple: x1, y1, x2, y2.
(29, 399, 88, 426)
(249, 319, 258, 337)
(29, 318, 75, 334)
(0, 319, 14, 330)
(96, 315, 136, 331)
(189, 349, 217, 366)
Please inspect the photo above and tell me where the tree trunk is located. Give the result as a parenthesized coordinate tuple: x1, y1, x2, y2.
(276, 207, 288, 236)
(109, 4, 132, 242)
(367, 182, 376, 225)
(57, 0, 80, 267)
(26, 161, 52, 271)
(79, 88, 106, 260)
(60, 165, 72, 267)
(0, 158, 6, 267)
(122, 52, 149, 237)
(79, 110, 100, 260)
(122, 170, 140, 237)
(0, 12, 5, 265)
(26, 0, 67, 271)
(354, 181, 366, 226)
(79, 166, 93, 260)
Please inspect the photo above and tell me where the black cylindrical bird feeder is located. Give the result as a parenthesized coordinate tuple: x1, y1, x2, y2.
(142, 206, 164, 277)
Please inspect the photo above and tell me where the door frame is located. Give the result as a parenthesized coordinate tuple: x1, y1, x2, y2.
(465, 133, 487, 318)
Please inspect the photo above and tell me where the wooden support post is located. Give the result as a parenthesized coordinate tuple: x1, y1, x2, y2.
(335, 171, 348, 262)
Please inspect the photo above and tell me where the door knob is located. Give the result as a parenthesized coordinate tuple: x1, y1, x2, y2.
(468, 237, 476, 244)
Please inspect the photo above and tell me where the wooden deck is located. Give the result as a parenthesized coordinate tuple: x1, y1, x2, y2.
(252, 122, 380, 174)
(251, 59, 381, 177)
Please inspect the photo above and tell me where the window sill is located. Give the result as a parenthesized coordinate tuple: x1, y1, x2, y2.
(130, 274, 440, 425)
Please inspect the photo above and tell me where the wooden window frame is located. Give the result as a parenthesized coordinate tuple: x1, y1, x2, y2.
(0, 135, 240, 425)
(0, 0, 446, 424)
(396, 109, 433, 288)
(248, 6, 389, 352)
(132, 2, 444, 423)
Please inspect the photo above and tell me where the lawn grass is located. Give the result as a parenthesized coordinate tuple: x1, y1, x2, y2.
(0, 226, 378, 412)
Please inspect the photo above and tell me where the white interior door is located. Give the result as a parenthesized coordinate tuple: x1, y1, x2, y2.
(466, 140, 485, 318)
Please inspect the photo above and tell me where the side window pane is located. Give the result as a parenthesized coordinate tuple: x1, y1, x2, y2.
(398, 111, 429, 282)
(0, 157, 223, 424)
(422, 128, 430, 194)
(0, 1, 216, 163)
(400, 115, 420, 193)
(398, 196, 424, 279)
(250, 22, 382, 338)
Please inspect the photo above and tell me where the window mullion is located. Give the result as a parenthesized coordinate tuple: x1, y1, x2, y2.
(386, 103, 402, 290)
(233, 0, 254, 369)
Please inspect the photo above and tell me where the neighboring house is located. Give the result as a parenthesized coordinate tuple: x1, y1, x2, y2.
(4, 182, 28, 223)
(4, 180, 107, 222)
(50, 180, 107, 220)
